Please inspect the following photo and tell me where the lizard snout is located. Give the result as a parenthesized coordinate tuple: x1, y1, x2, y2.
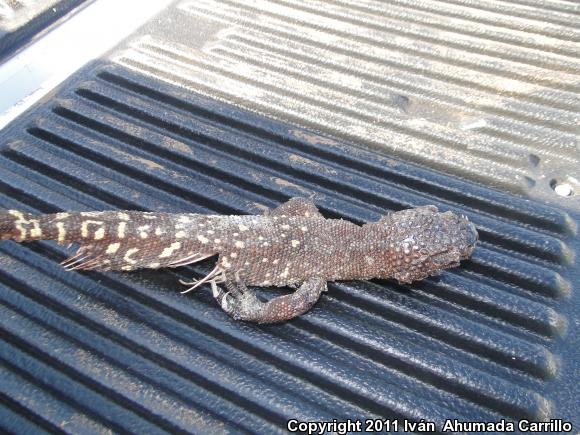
(458, 215, 479, 258)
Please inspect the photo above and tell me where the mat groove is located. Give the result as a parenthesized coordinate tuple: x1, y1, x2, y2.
(1, 56, 578, 431)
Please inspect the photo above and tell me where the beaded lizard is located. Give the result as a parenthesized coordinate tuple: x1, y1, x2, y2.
(0, 198, 478, 323)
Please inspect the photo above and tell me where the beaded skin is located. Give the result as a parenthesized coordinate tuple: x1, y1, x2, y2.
(1, 198, 478, 323)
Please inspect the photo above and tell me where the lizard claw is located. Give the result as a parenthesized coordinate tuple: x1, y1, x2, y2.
(223, 291, 262, 321)
(212, 278, 260, 321)
(212, 285, 236, 316)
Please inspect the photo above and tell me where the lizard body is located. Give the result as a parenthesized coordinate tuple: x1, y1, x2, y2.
(0, 198, 478, 323)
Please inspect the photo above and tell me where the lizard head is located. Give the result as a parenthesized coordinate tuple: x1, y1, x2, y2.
(377, 205, 478, 283)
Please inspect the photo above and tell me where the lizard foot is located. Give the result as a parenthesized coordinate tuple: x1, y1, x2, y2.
(211, 274, 265, 322)
(212, 275, 327, 324)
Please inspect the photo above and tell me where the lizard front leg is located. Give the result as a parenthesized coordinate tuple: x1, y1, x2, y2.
(212, 275, 327, 324)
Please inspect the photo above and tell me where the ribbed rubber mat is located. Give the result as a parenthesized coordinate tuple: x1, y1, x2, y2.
(0, 59, 578, 432)
(0, 0, 87, 61)
(115, 0, 580, 200)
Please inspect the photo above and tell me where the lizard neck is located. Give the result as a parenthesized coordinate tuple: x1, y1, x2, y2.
(320, 222, 391, 281)
(343, 224, 396, 280)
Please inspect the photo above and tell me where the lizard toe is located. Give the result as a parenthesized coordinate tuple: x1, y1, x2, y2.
(218, 287, 263, 321)
(212, 282, 248, 319)
(228, 292, 262, 321)
(211, 283, 233, 312)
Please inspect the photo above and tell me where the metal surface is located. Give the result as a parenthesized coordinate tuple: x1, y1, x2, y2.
(117, 0, 580, 201)
(0, 0, 173, 129)
(0, 0, 579, 433)
(0, 0, 87, 61)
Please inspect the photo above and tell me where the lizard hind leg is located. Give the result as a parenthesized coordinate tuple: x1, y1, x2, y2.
(213, 275, 327, 324)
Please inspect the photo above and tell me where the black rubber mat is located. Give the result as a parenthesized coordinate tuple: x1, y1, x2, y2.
(0, 60, 578, 433)
(0, 0, 87, 61)
(0, 0, 579, 432)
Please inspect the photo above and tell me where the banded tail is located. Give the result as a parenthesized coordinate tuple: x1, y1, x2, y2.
(0, 210, 218, 271)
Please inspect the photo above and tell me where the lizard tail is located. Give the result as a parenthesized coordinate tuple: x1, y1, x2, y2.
(0, 210, 60, 242)
(1, 210, 21, 241)
(0, 213, 9, 239)
(0, 209, 219, 272)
